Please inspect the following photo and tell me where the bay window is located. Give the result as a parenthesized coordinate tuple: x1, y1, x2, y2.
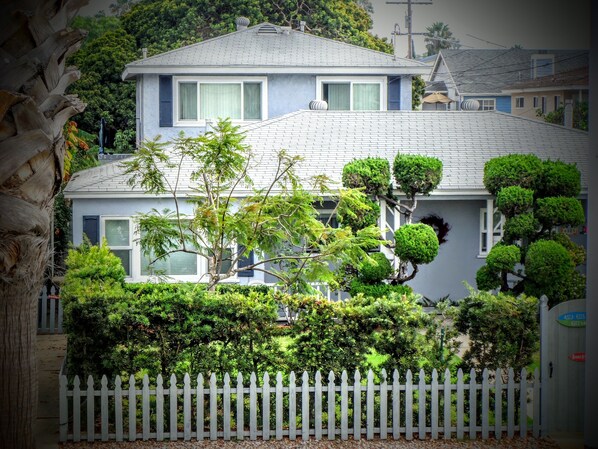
(317, 77, 385, 111)
(175, 77, 266, 124)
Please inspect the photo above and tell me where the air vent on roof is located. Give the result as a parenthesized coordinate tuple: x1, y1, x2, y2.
(257, 24, 279, 35)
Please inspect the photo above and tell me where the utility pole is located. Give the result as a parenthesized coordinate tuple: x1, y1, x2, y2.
(387, 0, 432, 59)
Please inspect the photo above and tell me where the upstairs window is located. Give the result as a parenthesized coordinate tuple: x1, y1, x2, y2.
(471, 98, 496, 111)
(175, 77, 266, 124)
(531, 54, 554, 79)
(533, 96, 539, 108)
(317, 77, 385, 111)
(479, 208, 504, 255)
(515, 97, 524, 108)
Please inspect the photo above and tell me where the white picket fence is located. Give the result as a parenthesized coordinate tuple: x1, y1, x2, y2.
(59, 367, 541, 442)
(38, 285, 63, 334)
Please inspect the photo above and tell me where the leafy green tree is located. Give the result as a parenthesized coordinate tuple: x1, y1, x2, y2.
(68, 26, 138, 150)
(477, 155, 586, 305)
(70, 15, 122, 47)
(123, 119, 380, 290)
(412, 75, 426, 109)
(537, 101, 588, 131)
(424, 21, 460, 57)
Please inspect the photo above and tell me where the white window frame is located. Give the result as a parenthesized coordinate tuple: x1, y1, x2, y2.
(316, 76, 387, 111)
(470, 98, 496, 111)
(479, 206, 505, 257)
(173, 76, 268, 126)
(100, 217, 134, 278)
(515, 97, 524, 109)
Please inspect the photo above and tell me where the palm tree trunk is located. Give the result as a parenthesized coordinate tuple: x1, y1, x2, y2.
(0, 1, 87, 447)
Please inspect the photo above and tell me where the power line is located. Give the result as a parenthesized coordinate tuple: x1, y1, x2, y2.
(386, 0, 433, 59)
(465, 33, 508, 49)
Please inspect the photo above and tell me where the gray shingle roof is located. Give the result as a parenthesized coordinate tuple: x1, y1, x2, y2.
(65, 111, 589, 198)
(123, 23, 429, 78)
(436, 49, 588, 94)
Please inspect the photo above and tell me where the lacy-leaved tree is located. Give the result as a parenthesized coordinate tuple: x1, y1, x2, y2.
(477, 154, 586, 306)
(122, 119, 380, 290)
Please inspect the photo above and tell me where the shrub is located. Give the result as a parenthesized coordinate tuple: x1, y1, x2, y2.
(358, 252, 393, 284)
(348, 279, 412, 298)
(341, 157, 391, 195)
(537, 160, 581, 198)
(495, 186, 534, 217)
(337, 195, 380, 231)
(534, 197, 585, 228)
(394, 223, 439, 265)
(485, 244, 520, 272)
(475, 265, 501, 291)
(550, 233, 586, 266)
(455, 289, 539, 373)
(393, 154, 443, 198)
(503, 213, 538, 242)
(483, 154, 543, 195)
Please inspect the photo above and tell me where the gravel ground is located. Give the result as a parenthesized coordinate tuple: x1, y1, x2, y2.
(60, 436, 560, 449)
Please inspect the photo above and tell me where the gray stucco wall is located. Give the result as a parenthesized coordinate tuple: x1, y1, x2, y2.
(268, 74, 316, 118)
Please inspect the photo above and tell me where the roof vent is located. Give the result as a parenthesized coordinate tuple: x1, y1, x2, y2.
(309, 100, 328, 110)
(257, 24, 279, 35)
(281, 26, 291, 35)
(460, 99, 480, 111)
(236, 16, 250, 31)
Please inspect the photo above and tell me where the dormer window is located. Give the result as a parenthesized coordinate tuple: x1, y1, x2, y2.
(174, 76, 267, 125)
(316, 76, 386, 111)
(531, 54, 554, 79)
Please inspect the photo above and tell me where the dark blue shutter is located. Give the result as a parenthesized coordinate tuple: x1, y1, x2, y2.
(83, 216, 99, 245)
(237, 245, 254, 277)
(388, 77, 401, 110)
(159, 75, 173, 127)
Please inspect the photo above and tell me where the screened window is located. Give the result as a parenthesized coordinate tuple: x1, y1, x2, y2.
(541, 96, 547, 114)
(515, 97, 524, 108)
(176, 78, 265, 123)
(102, 218, 132, 276)
(531, 55, 554, 79)
(319, 78, 384, 111)
(554, 95, 561, 111)
(480, 208, 504, 255)
(533, 96, 539, 108)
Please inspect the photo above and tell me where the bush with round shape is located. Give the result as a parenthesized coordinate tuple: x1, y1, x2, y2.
(495, 186, 534, 217)
(537, 159, 581, 198)
(550, 233, 586, 266)
(342, 157, 391, 195)
(358, 252, 393, 284)
(394, 223, 439, 265)
(393, 154, 443, 198)
(337, 195, 380, 231)
(534, 197, 585, 228)
(524, 240, 575, 304)
(475, 265, 501, 291)
(483, 154, 543, 196)
(503, 213, 538, 242)
(486, 244, 521, 272)
(348, 279, 412, 297)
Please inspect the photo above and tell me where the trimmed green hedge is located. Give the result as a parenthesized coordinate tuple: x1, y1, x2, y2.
(393, 154, 443, 198)
(341, 157, 390, 195)
(538, 159, 581, 198)
(534, 197, 585, 228)
(358, 252, 393, 284)
(483, 154, 543, 195)
(495, 186, 534, 217)
(394, 223, 439, 265)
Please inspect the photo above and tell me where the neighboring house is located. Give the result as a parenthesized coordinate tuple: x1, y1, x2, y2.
(64, 110, 588, 301)
(502, 66, 589, 121)
(427, 49, 588, 112)
(122, 19, 430, 144)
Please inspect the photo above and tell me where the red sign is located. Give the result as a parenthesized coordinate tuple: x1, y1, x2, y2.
(568, 352, 586, 362)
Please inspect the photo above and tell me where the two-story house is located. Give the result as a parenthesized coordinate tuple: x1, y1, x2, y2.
(427, 49, 588, 112)
(122, 18, 430, 144)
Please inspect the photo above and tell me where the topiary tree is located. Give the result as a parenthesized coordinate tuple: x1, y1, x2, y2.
(337, 153, 444, 286)
(477, 155, 586, 306)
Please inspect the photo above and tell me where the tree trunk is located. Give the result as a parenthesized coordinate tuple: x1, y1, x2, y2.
(0, 1, 87, 447)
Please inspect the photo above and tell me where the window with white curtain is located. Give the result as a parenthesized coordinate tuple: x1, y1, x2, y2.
(318, 77, 385, 111)
(140, 225, 198, 276)
(102, 218, 133, 276)
(175, 77, 266, 124)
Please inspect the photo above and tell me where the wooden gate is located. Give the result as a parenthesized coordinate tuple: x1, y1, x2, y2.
(540, 296, 586, 435)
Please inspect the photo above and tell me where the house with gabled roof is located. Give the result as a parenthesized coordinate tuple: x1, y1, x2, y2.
(122, 18, 430, 145)
(64, 110, 588, 301)
(427, 49, 588, 113)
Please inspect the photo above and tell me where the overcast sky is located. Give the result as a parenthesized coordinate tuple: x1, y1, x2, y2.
(77, 0, 591, 58)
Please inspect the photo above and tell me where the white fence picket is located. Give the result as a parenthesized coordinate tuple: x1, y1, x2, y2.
(367, 370, 374, 440)
(405, 370, 413, 440)
(142, 375, 150, 440)
(289, 371, 297, 440)
(418, 369, 426, 440)
(223, 373, 231, 440)
(156, 375, 164, 441)
(353, 370, 361, 440)
(315, 371, 322, 440)
(495, 368, 502, 440)
(262, 373, 271, 440)
(184, 374, 191, 440)
(128, 375, 136, 441)
(431, 369, 438, 439)
(86, 376, 94, 442)
(302, 371, 309, 441)
(59, 366, 541, 443)
(169, 374, 177, 441)
(328, 371, 336, 440)
(443, 369, 451, 440)
(101, 375, 109, 441)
